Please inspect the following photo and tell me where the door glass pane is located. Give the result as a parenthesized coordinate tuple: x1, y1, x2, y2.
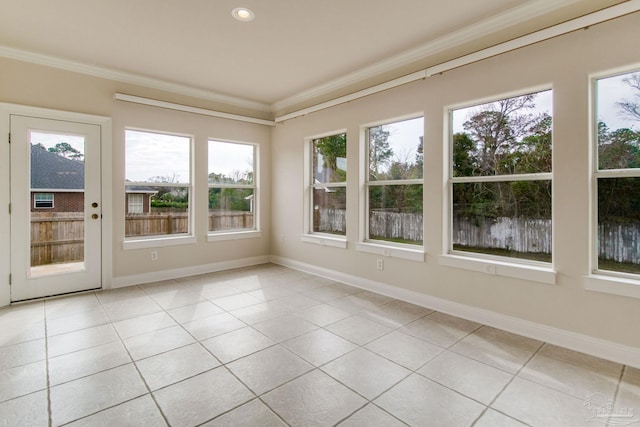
(29, 131, 86, 275)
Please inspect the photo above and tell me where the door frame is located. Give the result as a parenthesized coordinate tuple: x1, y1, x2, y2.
(0, 103, 112, 307)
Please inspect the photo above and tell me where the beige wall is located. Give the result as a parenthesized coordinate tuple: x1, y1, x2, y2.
(0, 57, 272, 281)
(270, 12, 640, 349)
(1, 11, 638, 351)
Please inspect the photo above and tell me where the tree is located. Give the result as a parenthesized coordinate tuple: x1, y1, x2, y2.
(598, 127, 640, 169)
(617, 72, 640, 122)
(368, 125, 393, 179)
(597, 121, 640, 223)
(48, 142, 83, 160)
(462, 94, 538, 176)
(314, 133, 347, 182)
(452, 132, 475, 177)
(453, 94, 552, 220)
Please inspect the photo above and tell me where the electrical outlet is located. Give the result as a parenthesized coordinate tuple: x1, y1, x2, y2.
(151, 251, 158, 261)
(376, 259, 384, 270)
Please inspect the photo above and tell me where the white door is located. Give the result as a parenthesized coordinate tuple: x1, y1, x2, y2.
(10, 115, 102, 301)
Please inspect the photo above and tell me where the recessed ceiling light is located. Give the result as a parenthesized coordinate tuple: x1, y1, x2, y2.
(232, 7, 255, 22)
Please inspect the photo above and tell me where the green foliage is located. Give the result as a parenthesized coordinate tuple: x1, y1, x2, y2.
(209, 188, 253, 211)
(598, 123, 640, 170)
(150, 185, 189, 210)
(598, 177, 640, 222)
(452, 133, 475, 177)
(48, 142, 83, 161)
(314, 134, 347, 182)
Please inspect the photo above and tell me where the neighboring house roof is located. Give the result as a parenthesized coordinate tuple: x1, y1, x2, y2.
(126, 186, 159, 194)
(30, 145, 157, 194)
(31, 144, 84, 190)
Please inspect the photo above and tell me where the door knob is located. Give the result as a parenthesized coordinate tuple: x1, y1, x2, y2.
(91, 213, 99, 219)
(91, 202, 99, 208)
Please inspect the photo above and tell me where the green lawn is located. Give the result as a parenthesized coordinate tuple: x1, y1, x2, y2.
(453, 245, 552, 263)
(597, 258, 640, 274)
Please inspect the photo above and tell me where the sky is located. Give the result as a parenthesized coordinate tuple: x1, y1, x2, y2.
(597, 72, 638, 131)
(208, 140, 254, 182)
(375, 116, 424, 172)
(125, 130, 190, 183)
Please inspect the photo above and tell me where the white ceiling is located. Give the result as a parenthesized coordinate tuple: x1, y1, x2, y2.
(0, 0, 629, 116)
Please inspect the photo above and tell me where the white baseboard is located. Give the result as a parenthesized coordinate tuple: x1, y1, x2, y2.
(270, 255, 640, 369)
(112, 256, 271, 288)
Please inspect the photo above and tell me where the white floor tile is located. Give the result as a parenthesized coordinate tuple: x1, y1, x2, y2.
(153, 368, 253, 427)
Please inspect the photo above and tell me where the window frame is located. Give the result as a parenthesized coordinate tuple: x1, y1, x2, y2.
(357, 114, 425, 260)
(123, 128, 195, 249)
(207, 139, 260, 241)
(589, 66, 640, 289)
(441, 87, 556, 283)
(127, 193, 144, 214)
(301, 130, 348, 248)
(34, 192, 54, 209)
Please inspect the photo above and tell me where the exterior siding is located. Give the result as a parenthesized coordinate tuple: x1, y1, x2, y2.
(30, 192, 84, 213)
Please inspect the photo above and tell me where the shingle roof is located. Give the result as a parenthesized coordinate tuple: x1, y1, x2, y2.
(30, 144, 84, 190)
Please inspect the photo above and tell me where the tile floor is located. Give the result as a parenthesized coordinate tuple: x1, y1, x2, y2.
(0, 263, 638, 426)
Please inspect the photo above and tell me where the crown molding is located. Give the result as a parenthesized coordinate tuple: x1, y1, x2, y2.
(271, 0, 579, 113)
(114, 93, 275, 127)
(0, 45, 271, 113)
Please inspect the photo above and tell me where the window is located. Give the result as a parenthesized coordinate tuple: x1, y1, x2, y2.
(34, 193, 54, 209)
(309, 133, 347, 236)
(365, 117, 423, 246)
(449, 89, 553, 262)
(208, 140, 256, 233)
(127, 193, 144, 214)
(124, 130, 192, 239)
(594, 70, 640, 276)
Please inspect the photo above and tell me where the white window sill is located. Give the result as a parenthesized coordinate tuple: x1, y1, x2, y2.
(301, 234, 347, 249)
(584, 274, 640, 299)
(123, 235, 197, 250)
(356, 242, 424, 262)
(208, 230, 262, 242)
(438, 254, 556, 285)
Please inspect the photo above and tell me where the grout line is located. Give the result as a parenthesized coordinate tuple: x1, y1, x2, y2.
(94, 289, 172, 427)
(42, 300, 53, 427)
(468, 339, 544, 426)
(609, 365, 627, 426)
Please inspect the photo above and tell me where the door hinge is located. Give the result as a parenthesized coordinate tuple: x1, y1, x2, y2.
(8, 203, 11, 214)
(8, 133, 10, 144)
(8, 274, 11, 285)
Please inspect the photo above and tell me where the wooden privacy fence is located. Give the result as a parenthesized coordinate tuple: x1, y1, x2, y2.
(31, 212, 84, 266)
(125, 212, 189, 236)
(29, 210, 640, 265)
(209, 211, 254, 231)
(453, 216, 552, 254)
(369, 210, 423, 242)
(599, 222, 640, 264)
(314, 207, 346, 233)
(319, 208, 640, 263)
